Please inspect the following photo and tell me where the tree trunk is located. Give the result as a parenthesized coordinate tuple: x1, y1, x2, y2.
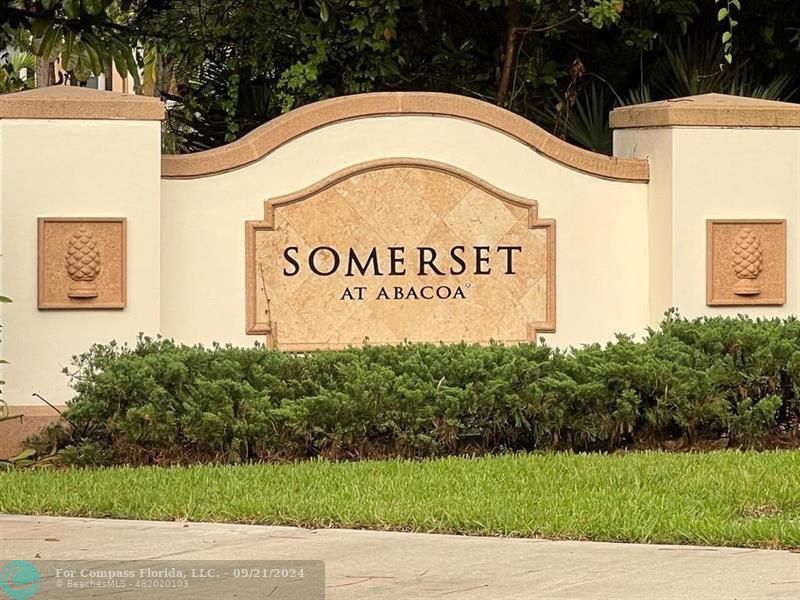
(496, 0, 521, 107)
(156, 54, 175, 97)
(35, 58, 54, 87)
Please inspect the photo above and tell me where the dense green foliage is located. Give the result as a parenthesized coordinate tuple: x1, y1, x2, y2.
(0, 0, 142, 84)
(4, 2, 800, 153)
(0, 47, 33, 92)
(138, 0, 624, 151)
(2, 451, 798, 548)
(129, 0, 800, 153)
(36, 313, 800, 465)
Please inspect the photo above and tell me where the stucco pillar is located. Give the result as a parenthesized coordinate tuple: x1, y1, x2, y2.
(612, 94, 800, 325)
(0, 87, 163, 454)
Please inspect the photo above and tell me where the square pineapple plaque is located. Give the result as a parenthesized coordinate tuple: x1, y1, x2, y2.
(38, 217, 127, 309)
(706, 219, 786, 306)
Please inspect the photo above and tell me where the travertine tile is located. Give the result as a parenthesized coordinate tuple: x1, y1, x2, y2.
(246, 161, 555, 349)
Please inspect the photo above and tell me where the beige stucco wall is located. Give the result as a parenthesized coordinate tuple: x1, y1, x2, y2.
(614, 128, 673, 325)
(0, 119, 161, 406)
(9, 108, 796, 410)
(7, 90, 800, 454)
(161, 115, 650, 349)
(615, 126, 800, 322)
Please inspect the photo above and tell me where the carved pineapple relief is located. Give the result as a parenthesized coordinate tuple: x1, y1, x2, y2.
(38, 218, 126, 309)
(65, 226, 102, 298)
(707, 220, 785, 306)
(731, 228, 762, 296)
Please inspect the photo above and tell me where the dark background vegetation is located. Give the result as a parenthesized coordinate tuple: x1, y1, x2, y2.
(2, 1, 800, 153)
(141, 0, 800, 154)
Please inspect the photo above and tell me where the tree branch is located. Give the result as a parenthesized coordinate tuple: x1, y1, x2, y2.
(497, 9, 579, 107)
(496, 0, 521, 107)
(512, 12, 580, 35)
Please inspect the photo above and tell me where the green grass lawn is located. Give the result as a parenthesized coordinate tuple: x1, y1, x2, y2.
(1, 451, 798, 549)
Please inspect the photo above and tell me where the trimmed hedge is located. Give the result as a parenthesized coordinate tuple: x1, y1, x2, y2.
(38, 312, 800, 464)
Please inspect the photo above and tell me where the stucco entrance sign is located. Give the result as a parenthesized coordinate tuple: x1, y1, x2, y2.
(245, 159, 555, 350)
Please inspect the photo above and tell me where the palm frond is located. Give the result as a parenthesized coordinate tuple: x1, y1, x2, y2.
(531, 80, 613, 155)
(619, 84, 652, 106)
(727, 71, 796, 101)
(0, 48, 36, 94)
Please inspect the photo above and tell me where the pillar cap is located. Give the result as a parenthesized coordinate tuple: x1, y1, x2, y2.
(610, 93, 800, 129)
(0, 85, 164, 121)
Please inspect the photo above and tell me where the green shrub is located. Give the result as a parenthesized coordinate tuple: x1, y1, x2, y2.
(38, 312, 800, 465)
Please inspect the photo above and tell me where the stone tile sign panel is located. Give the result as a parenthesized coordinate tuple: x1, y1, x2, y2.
(246, 160, 555, 350)
(38, 218, 127, 309)
(706, 219, 786, 306)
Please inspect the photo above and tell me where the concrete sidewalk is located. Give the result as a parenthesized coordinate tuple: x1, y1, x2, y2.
(1, 515, 798, 599)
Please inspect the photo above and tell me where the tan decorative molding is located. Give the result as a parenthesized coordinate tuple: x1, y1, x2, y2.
(38, 217, 127, 309)
(163, 92, 649, 182)
(706, 219, 786, 306)
(245, 158, 556, 350)
(0, 86, 164, 121)
(611, 93, 800, 129)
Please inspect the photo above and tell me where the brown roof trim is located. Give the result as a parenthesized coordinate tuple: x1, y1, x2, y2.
(0, 86, 164, 121)
(610, 93, 800, 129)
(162, 92, 649, 182)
